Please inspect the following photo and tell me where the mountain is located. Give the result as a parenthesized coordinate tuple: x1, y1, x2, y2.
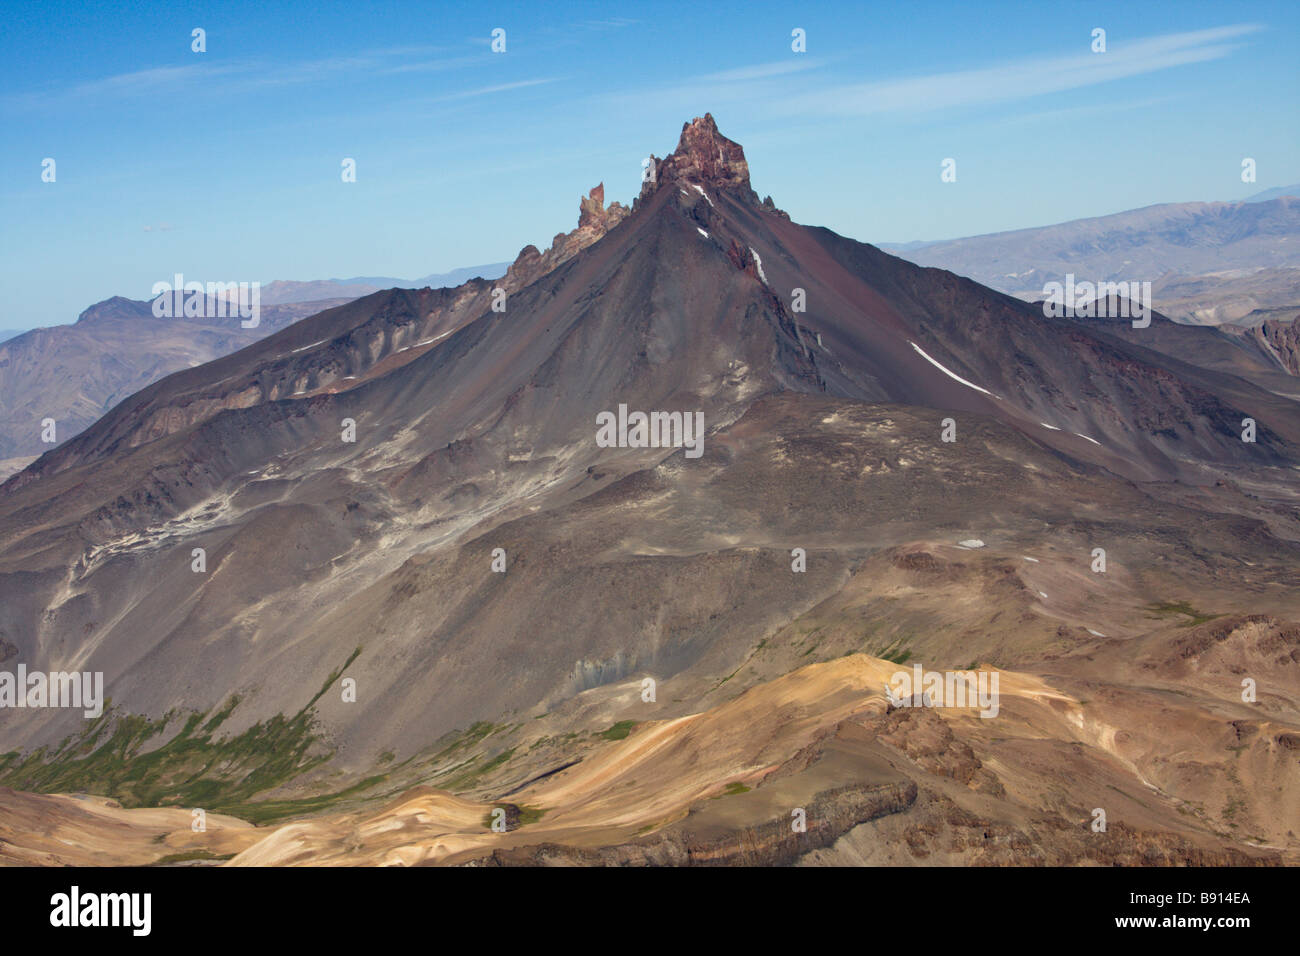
(247, 264, 511, 305)
(1247, 183, 1300, 202)
(335, 263, 513, 290)
(889, 197, 1300, 297)
(0, 264, 511, 476)
(1, 115, 1296, 866)
(886, 197, 1300, 327)
(0, 295, 355, 477)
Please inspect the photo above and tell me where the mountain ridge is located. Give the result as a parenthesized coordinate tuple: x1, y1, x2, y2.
(1, 115, 1297, 867)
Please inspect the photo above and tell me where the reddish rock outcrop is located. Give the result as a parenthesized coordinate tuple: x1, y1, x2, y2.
(504, 183, 630, 290)
(638, 113, 767, 208)
(1248, 317, 1300, 375)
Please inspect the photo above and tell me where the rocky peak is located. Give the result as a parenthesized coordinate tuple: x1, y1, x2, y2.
(505, 183, 630, 291)
(76, 296, 155, 325)
(639, 113, 761, 206)
(503, 116, 784, 295)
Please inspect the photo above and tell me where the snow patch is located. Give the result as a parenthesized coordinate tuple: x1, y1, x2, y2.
(291, 339, 328, 354)
(957, 539, 985, 549)
(1039, 422, 1061, 431)
(1086, 628, 1106, 637)
(1022, 556, 1039, 563)
(909, 342, 996, 398)
(1074, 432, 1102, 446)
(690, 183, 714, 207)
(749, 247, 768, 283)
(697, 227, 709, 238)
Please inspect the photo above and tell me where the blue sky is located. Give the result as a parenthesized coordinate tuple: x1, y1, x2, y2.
(3, 0, 1298, 327)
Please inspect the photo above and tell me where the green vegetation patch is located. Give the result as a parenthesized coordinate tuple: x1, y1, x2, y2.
(1144, 601, 1218, 627)
(0, 647, 367, 824)
(877, 637, 913, 665)
(597, 720, 637, 741)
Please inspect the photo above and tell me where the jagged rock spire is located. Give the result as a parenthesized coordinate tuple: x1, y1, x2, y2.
(639, 113, 761, 205)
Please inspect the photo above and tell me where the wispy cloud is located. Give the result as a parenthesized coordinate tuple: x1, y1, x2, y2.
(589, 57, 826, 114)
(988, 94, 1179, 130)
(382, 54, 487, 75)
(695, 60, 824, 84)
(5, 63, 243, 108)
(587, 24, 1259, 123)
(3, 47, 496, 110)
(776, 24, 1262, 116)
(575, 18, 639, 31)
(430, 78, 561, 102)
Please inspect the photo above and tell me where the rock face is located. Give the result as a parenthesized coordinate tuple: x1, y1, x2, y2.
(505, 183, 631, 290)
(1249, 317, 1300, 375)
(638, 112, 763, 207)
(467, 781, 918, 866)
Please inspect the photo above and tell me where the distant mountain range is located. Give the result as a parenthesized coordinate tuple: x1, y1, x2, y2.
(883, 194, 1300, 326)
(0, 295, 351, 477)
(1245, 182, 1300, 203)
(245, 264, 511, 305)
(880, 182, 1300, 255)
(0, 262, 509, 475)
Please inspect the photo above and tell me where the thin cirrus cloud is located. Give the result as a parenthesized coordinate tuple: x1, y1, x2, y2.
(590, 58, 825, 111)
(426, 77, 561, 102)
(2, 62, 243, 110)
(773, 24, 1263, 116)
(3, 47, 494, 110)
(694, 59, 825, 84)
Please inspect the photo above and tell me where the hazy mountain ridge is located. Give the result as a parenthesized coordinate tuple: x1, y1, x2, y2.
(886, 196, 1300, 326)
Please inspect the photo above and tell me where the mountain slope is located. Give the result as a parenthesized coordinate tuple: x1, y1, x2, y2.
(0, 295, 355, 471)
(1, 116, 1297, 866)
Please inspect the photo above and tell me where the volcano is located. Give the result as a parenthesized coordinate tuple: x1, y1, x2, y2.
(1, 116, 1297, 867)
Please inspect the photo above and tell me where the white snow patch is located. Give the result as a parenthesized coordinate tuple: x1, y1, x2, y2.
(697, 227, 709, 238)
(749, 247, 768, 283)
(291, 339, 328, 354)
(1038, 590, 1048, 599)
(1039, 422, 1061, 431)
(690, 183, 714, 207)
(1074, 432, 1102, 446)
(1086, 628, 1106, 637)
(957, 539, 985, 549)
(415, 330, 452, 347)
(1022, 556, 1039, 563)
(909, 342, 996, 398)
